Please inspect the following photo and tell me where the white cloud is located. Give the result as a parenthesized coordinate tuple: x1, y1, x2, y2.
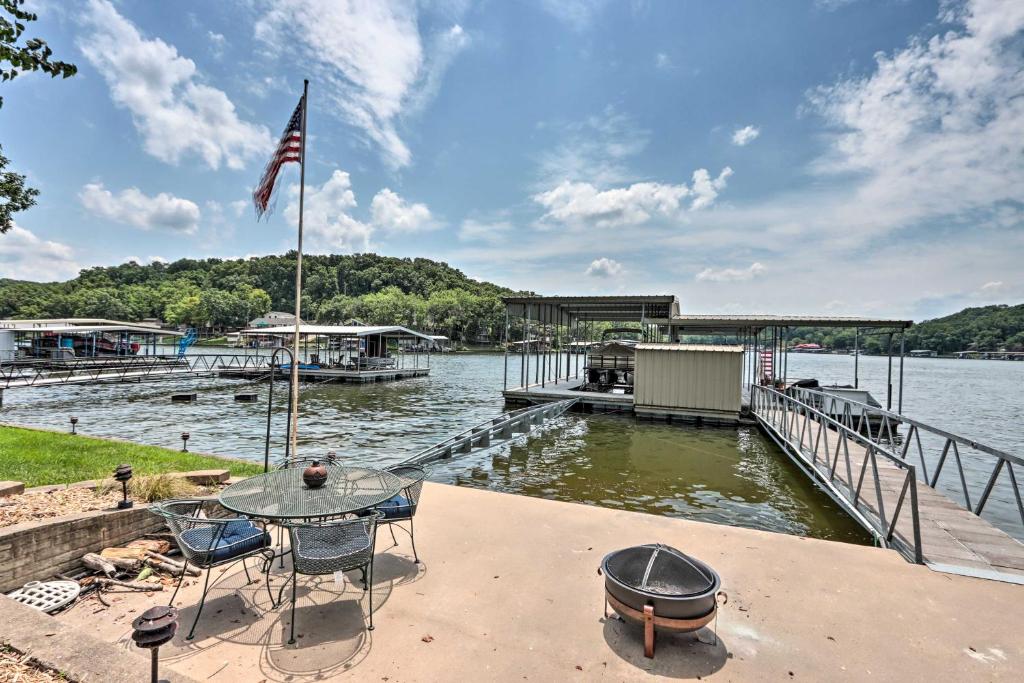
(731, 125, 760, 146)
(655, 52, 672, 69)
(540, 0, 609, 31)
(537, 107, 650, 187)
(255, 1, 470, 168)
(79, 183, 201, 233)
(980, 281, 1004, 292)
(370, 188, 434, 232)
(230, 200, 249, 217)
(283, 170, 434, 250)
(207, 31, 226, 57)
(78, 0, 271, 170)
(285, 170, 371, 252)
(459, 218, 513, 243)
(585, 257, 624, 278)
(0, 225, 79, 281)
(533, 167, 732, 228)
(696, 262, 765, 282)
(806, 0, 1024, 230)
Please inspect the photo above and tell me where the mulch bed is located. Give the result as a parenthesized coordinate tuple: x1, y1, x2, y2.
(0, 645, 71, 683)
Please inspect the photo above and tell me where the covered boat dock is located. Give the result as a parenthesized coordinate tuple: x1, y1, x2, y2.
(500, 295, 912, 419)
(222, 324, 433, 383)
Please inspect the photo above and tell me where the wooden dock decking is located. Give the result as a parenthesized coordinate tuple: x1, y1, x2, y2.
(218, 366, 429, 384)
(503, 378, 634, 412)
(758, 408, 1024, 583)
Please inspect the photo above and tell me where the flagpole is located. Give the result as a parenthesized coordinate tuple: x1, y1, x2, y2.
(290, 79, 308, 457)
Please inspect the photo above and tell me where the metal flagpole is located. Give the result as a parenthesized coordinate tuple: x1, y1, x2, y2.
(289, 79, 309, 456)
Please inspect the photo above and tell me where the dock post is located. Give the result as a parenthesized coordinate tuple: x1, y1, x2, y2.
(898, 331, 905, 414)
(886, 332, 894, 411)
(854, 328, 860, 388)
(503, 308, 510, 391)
(523, 304, 530, 392)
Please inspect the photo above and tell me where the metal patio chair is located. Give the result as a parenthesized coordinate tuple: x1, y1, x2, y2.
(278, 512, 384, 644)
(371, 464, 426, 563)
(151, 499, 275, 640)
(274, 454, 342, 470)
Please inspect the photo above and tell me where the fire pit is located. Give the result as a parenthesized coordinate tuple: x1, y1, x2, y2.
(601, 543, 724, 658)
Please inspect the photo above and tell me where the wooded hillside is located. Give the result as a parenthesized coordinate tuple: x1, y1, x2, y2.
(0, 253, 522, 343)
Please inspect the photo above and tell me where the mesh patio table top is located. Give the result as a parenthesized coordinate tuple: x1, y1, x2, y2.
(218, 466, 404, 520)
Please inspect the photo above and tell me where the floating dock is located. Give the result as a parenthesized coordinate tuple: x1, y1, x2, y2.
(219, 366, 429, 384)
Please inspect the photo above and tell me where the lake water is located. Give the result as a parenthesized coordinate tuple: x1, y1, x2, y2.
(2, 351, 1020, 543)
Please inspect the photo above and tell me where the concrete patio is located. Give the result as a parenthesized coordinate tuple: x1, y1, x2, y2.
(58, 482, 1023, 681)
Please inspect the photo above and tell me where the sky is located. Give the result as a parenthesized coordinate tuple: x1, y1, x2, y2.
(1, 0, 1022, 321)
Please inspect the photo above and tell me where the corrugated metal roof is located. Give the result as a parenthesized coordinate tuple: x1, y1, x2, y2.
(0, 322, 181, 335)
(240, 325, 433, 341)
(670, 314, 911, 329)
(636, 343, 743, 352)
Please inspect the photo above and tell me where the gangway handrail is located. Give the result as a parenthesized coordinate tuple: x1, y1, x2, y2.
(403, 398, 578, 466)
(790, 387, 1024, 529)
(751, 384, 923, 563)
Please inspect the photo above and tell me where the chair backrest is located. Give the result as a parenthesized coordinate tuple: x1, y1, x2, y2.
(386, 464, 426, 506)
(150, 499, 243, 567)
(275, 455, 343, 470)
(287, 512, 382, 576)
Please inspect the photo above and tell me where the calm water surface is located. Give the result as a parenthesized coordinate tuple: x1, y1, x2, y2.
(3, 352, 1020, 543)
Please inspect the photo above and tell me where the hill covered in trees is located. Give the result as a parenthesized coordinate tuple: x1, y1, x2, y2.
(789, 304, 1024, 354)
(0, 254, 521, 343)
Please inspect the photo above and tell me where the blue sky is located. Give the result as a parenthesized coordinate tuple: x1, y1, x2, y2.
(2, 0, 1022, 320)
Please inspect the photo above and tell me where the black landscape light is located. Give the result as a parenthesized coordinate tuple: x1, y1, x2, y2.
(181, 432, 190, 452)
(326, 450, 338, 464)
(114, 463, 133, 509)
(70, 416, 78, 434)
(131, 605, 178, 683)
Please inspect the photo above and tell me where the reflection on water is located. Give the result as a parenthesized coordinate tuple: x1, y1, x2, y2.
(13, 352, 1021, 545)
(431, 414, 869, 542)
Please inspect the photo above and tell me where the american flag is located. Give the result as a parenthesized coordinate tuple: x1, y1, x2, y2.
(253, 96, 304, 219)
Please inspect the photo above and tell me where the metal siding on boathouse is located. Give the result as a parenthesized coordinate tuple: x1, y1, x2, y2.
(634, 344, 743, 418)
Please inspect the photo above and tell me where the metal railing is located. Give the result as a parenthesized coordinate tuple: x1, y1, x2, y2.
(404, 398, 578, 466)
(0, 354, 272, 389)
(751, 384, 923, 563)
(789, 387, 1024, 535)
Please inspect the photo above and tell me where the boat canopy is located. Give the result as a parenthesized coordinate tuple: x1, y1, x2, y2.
(240, 324, 433, 342)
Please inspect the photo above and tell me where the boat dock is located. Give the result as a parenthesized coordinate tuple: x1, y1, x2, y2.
(219, 365, 429, 384)
(500, 295, 1024, 583)
(753, 385, 1024, 582)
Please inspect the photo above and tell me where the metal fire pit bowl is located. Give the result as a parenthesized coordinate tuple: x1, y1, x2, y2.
(601, 544, 725, 658)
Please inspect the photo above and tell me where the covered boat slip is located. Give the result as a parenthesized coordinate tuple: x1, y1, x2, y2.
(501, 295, 913, 421)
(0, 318, 181, 364)
(222, 324, 432, 383)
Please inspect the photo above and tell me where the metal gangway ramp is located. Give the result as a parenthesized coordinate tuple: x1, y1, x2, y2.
(752, 385, 1024, 583)
(402, 398, 578, 466)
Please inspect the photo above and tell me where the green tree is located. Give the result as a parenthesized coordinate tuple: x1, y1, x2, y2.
(0, 145, 35, 233)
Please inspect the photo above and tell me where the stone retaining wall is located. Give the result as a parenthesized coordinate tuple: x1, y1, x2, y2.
(0, 504, 165, 593)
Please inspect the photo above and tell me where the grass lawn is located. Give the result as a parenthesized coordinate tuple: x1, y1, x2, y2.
(0, 425, 263, 488)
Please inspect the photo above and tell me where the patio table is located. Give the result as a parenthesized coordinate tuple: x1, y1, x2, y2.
(218, 465, 404, 521)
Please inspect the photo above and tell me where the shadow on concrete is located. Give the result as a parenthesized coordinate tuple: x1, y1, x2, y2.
(372, 552, 426, 587)
(601, 615, 731, 678)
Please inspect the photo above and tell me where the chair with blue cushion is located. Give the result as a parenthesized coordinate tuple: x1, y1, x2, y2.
(375, 464, 426, 564)
(151, 499, 275, 640)
(279, 512, 383, 644)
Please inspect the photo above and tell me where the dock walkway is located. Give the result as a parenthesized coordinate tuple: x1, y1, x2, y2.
(754, 390, 1024, 582)
(218, 366, 429, 384)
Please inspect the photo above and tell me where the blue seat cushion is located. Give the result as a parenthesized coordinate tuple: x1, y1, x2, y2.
(373, 494, 415, 520)
(180, 520, 270, 564)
